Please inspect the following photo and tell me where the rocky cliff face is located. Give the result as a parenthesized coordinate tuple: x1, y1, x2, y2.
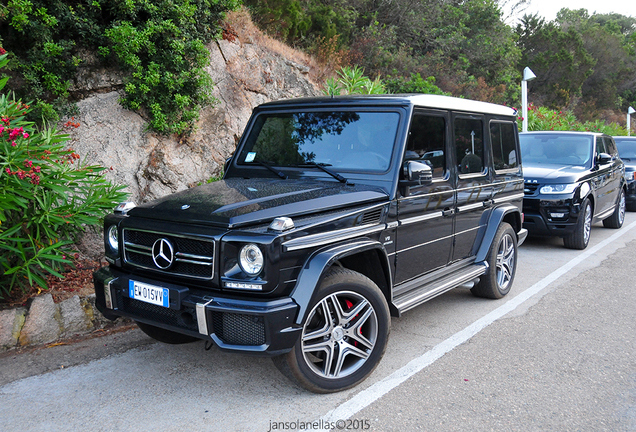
(68, 20, 320, 206)
(66, 12, 321, 258)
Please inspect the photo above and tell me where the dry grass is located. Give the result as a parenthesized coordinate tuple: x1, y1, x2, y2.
(223, 7, 335, 87)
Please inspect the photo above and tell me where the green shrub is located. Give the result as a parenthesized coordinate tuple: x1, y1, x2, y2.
(384, 73, 450, 96)
(0, 0, 239, 135)
(524, 104, 627, 135)
(0, 53, 127, 299)
(324, 66, 386, 95)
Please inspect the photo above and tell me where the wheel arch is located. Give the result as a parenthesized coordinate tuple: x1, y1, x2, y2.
(289, 239, 393, 325)
(475, 205, 522, 263)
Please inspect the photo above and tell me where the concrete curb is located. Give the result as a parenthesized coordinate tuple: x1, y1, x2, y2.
(0, 293, 126, 350)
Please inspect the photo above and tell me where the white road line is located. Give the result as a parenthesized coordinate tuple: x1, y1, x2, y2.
(323, 220, 636, 422)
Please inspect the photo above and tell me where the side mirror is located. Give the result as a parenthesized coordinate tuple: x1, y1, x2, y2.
(224, 155, 233, 173)
(402, 160, 433, 184)
(596, 153, 612, 165)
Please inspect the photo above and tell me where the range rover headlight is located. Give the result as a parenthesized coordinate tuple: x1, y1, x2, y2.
(239, 244, 264, 276)
(539, 184, 577, 194)
(107, 225, 119, 252)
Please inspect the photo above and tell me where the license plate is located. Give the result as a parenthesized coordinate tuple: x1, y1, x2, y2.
(129, 280, 169, 308)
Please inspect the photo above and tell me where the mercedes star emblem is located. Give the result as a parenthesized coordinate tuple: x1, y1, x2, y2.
(152, 238, 175, 269)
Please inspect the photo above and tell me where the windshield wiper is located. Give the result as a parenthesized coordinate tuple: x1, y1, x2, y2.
(251, 161, 287, 179)
(296, 162, 354, 186)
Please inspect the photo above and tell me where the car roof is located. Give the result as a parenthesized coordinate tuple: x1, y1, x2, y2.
(520, 131, 606, 137)
(258, 94, 517, 117)
(613, 136, 636, 140)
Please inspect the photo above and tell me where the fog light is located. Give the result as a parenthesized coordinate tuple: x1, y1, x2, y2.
(549, 212, 566, 218)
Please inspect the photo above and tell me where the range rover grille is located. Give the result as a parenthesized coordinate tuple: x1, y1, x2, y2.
(524, 183, 540, 196)
(123, 229, 215, 279)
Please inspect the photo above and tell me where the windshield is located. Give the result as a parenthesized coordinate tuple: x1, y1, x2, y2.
(615, 138, 636, 159)
(520, 134, 593, 167)
(238, 111, 400, 172)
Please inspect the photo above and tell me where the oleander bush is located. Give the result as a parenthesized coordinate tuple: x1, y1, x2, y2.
(525, 104, 627, 135)
(0, 53, 127, 299)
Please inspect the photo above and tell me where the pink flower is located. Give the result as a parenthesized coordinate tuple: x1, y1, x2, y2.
(10, 141, 16, 147)
(22, 132, 29, 138)
(24, 159, 33, 168)
(34, 166, 41, 173)
(5, 167, 10, 174)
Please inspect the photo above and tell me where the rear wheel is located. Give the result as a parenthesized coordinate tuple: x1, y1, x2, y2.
(273, 268, 390, 393)
(471, 222, 517, 299)
(136, 321, 200, 344)
(602, 188, 625, 229)
(564, 198, 592, 250)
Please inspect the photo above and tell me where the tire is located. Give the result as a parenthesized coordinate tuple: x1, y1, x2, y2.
(471, 222, 517, 299)
(273, 268, 390, 393)
(602, 188, 625, 229)
(563, 198, 592, 250)
(136, 321, 200, 344)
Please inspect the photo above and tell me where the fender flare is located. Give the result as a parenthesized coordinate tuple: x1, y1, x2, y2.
(475, 205, 522, 263)
(289, 239, 392, 325)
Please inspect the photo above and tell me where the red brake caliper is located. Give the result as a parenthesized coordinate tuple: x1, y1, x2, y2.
(344, 299, 360, 346)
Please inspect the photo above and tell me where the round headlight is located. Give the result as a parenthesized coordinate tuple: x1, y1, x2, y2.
(239, 244, 264, 276)
(107, 225, 119, 252)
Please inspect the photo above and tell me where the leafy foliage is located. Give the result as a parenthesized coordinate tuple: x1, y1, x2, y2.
(324, 66, 385, 95)
(0, 53, 127, 299)
(525, 104, 627, 135)
(0, 0, 239, 135)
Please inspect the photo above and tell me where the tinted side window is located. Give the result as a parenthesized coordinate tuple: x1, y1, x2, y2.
(604, 137, 617, 156)
(490, 122, 518, 171)
(406, 114, 446, 178)
(455, 118, 484, 174)
(596, 136, 607, 155)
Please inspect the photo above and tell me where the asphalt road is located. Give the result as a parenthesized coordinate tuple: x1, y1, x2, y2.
(1, 213, 635, 432)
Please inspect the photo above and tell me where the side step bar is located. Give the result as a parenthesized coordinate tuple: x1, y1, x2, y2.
(392, 262, 488, 315)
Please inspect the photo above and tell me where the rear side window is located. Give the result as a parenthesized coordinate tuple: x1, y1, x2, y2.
(455, 117, 484, 174)
(490, 122, 518, 171)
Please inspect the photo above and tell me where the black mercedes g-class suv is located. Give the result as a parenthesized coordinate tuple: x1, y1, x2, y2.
(520, 131, 626, 250)
(94, 95, 527, 393)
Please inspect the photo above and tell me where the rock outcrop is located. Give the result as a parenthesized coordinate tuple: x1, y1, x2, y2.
(67, 15, 320, 209)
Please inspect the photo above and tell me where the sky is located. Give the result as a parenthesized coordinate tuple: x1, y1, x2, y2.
(505, 0, 633, 22)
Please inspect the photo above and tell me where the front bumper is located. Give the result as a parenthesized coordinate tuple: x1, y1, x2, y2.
(522, 196, 580, 237)
(93, 267, 301, 356)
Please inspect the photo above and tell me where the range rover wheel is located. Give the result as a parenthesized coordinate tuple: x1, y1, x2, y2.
(273, 268, 390, 393)
(136, 321, 200, 344)
(602, 189, 626, 229)
(471, 222, 517, 299)
(564, 198, 592, 250)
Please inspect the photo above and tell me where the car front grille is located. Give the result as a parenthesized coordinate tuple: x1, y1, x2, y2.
(524, 183, 540, 196)
(123, 229, 215, 280)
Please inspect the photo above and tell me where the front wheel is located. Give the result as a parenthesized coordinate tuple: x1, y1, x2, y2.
(471, 222, 517, 299)
(564, 198, 592, 250)
(603, 188, 625, 229)
(273, 268, 390, 393)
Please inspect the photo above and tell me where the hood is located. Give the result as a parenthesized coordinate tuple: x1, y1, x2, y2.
(127, 178, 389, 228)
(522, 163, 591, 184)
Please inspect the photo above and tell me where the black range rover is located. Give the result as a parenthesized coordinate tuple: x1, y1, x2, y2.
(520, 131, 626, 249)
(94, 95, 527, 393)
